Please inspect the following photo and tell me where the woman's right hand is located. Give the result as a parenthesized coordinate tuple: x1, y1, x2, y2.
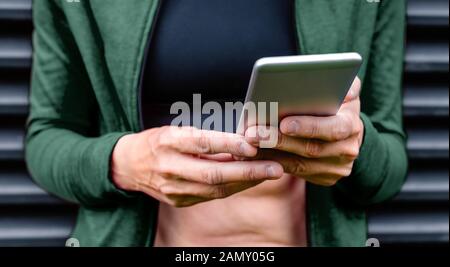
(111, 126, 284, 207)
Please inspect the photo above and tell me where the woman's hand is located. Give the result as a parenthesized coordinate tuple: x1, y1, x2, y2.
(245, 78, 364, 187)
(111, 126, 284, 207)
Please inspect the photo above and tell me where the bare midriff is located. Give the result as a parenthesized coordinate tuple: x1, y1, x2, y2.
(155, 174, 307, 247)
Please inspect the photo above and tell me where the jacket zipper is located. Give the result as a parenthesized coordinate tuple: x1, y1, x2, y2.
(135, 0, 163, 247)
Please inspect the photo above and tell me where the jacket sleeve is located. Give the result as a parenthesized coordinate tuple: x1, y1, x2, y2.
(336, 0, 408, 205)
(26, 1, 133, 207)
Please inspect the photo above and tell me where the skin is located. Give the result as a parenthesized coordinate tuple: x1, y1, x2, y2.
(112, 77, 364, 207)
(111, 126, 285, 207)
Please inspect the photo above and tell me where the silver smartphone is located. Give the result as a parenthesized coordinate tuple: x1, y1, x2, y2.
(237, 52, 362, 134)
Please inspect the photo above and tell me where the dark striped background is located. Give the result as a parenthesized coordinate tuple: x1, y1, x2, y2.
(0, 0, 448, 246)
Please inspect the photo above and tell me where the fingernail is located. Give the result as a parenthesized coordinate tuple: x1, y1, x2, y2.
(349, 89, 355, 97)
(239, 142, 256, 156)
(239, 142, 249, 155)
(287, 121, 299, 134)
(266, 165, 277, 177)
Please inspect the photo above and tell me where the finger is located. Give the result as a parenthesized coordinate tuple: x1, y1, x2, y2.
(273, 131, 361, 159)
(146, 179, 262, 207)
(163, 127, 258, 157)
(300, 174, 346, 187)
(160, 178, 263, 201)
(165, 155, 284, 185)
(145, 185, 207, 207)
(253, 149, 353, 178)
(198, 153, 235, 162)
(138, 177, 210, 207)
(343, 77, 361, 103)
(280, 114, 357, 142)
(244, 125, 279, 147)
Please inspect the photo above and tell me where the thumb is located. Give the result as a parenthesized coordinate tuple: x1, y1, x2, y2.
(344, 77, 361, 103)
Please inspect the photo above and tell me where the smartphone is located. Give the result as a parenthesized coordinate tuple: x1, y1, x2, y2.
(237, 52, 362, 134)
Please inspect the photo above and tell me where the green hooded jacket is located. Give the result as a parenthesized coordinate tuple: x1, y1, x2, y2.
(26, 0, 408, 247)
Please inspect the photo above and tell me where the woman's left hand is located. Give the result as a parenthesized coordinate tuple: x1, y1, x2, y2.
(245, 78, 364, 187)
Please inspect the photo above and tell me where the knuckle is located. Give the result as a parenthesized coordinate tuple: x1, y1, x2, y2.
(154, 178, 169, 195)
(160, 125, 173, 132)
(332, 119, 351, 141)
(185, 126, 197, 135)
(180, 126, 197, 137)
(153, 160, 173, 177)
(344, 146, 360, 160)
(355, 118, 364, 133)
(243, 166, 258, 181)
(225, 139, 237, 154)
(307, 120, 320, 138)
(195, 132, 212, 154)
(348, 116, 361, 136)
(201, 168, 223, 185)
(292, 159, 308, 175)
(155, 131, 173, 150)
(337, 165, 353, 178)
(304, 140, 323, 158)
(346, 163, 355, 176)
(210, 185, 229, 199)
(341, 169, 352, 178)
(158, 126, 191, 151)
(357, 125, 364, 137)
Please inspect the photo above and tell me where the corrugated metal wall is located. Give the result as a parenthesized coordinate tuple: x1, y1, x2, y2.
(0, 0, 448, 247)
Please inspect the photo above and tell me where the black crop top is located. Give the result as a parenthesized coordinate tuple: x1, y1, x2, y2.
(142, 0, 298, 129)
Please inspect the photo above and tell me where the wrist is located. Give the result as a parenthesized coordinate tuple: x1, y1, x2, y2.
(111, 134, 138, 192)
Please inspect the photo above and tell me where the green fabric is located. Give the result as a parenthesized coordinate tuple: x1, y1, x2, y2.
(26, 0, 407, 247)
